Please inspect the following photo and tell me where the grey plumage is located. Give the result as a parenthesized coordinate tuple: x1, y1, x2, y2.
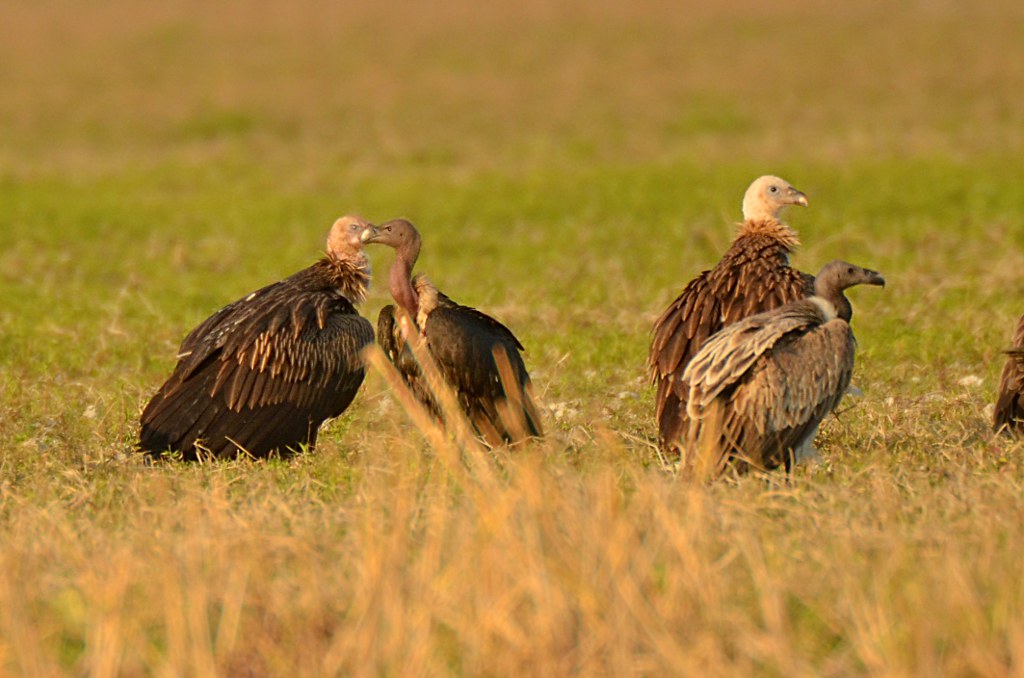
(682, 260, 885, 479)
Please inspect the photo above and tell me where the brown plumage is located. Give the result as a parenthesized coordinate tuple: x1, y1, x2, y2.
(363, 219, 543, 446)
(649, 175, 813, 457)
(139, 215, 376, 460)
(682, 260, 885, 479)
(994, 314, 1024, 435)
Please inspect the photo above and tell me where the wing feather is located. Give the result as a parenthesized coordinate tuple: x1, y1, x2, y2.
(732, 320, 854, 442)
(683, 302, 823, 416)
(140, 281, 374, 459)
(423, 297, 542, 443)
(684, 316, 855, 476)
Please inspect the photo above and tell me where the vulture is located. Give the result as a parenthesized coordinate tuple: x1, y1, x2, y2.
(649, 175, 814, 458)
(681, 260, 885, 480)
(994, 313, 1024, 435)
(362, 218, 543, 446)
(138, 215, 376, 460)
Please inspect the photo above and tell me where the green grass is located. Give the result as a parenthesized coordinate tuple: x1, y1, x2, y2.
(2, 0, 1024, 674)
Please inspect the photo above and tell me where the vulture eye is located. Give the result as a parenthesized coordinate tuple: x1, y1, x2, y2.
(769, 186, 778, 193)
(847, 267, 855, 274)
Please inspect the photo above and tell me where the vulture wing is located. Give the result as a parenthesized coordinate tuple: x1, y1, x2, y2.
(377, 304, 439, 417)
(728, 320, 855, 469)
(174, 280, 282, 379)
(140, 284, 373, 459)
(424, 297, 542, 443)
(683, 305, 854, 475)
(650, 271, 720, 404)
(683, 301, 825, 416)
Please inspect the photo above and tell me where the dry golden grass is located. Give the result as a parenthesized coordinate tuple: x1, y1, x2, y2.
(3, 0, 1024, 674)
(3, 416, 1024, 675)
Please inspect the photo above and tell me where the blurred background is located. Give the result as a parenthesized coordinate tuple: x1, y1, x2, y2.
(1, 0, 1023, 442)
(3, 0, 1022, 169)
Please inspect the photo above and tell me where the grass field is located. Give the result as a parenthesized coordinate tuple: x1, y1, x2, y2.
(3, 0, 1024, 674)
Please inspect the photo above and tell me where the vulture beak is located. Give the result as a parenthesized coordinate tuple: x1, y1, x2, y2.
(865, 270, 886, 288)
(790, 189, 809, 207)
(361, 225, 380, 243)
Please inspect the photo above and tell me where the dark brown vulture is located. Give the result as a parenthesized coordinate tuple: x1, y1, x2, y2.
(649, 175, 813, 458)
(994, 313, 1024, 435)
(362, 218, 543, 446)
(681, 260, 884, 480)
(138, 215, 376, 460)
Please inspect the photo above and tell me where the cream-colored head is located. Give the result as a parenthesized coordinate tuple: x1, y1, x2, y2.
(741, 175, 809, 221)
(326, 215, 376, 260)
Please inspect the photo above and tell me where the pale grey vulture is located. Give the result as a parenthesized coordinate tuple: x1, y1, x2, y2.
(681, 260, 884, 479)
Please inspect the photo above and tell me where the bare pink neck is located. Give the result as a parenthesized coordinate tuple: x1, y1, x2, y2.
(389, 247, 419, 318)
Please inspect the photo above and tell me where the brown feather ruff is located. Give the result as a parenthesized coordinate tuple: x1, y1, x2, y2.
(325, 250, 371, 306)
(649, 216, 814, 457)
(730, 217, 801, 250)
(994, 314, 1024, 434)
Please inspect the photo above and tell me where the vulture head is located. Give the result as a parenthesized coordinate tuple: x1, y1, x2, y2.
(327, 215, 376, 261)
(812, 260, 886, 322)
(741, 175, 809, 221)
(362, 218, 424, 318)
(362, 218, 422, 261)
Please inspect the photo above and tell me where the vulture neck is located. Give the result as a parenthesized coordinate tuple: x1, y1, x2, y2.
(812, 283, 853, 322)
(390, 243, 421, 319)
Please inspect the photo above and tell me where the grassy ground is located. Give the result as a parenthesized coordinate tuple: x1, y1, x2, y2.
(2, 0, 1024, 674)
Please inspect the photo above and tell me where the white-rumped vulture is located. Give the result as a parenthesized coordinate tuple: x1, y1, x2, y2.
(994, 313, 1024, 435)
(649, 175, 813, 457)
(681, 260, 884, 480)
(139, 215, 376, 460)
(362, 218, 542, 446)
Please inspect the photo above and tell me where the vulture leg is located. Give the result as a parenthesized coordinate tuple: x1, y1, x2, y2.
(792, 429, 821, 466)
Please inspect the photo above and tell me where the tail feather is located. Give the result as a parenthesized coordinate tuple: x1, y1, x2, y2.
(657, 390, 688, 458)
(521, 384, 544, 438)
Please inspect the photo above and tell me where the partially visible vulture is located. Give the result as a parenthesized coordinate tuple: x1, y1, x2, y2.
(649, 175, 813, 457)
(138, 215, 376, 460)
(994, 313, 1024, 435)
(362, 218, 543, 446)
(682, 260, 885, 479)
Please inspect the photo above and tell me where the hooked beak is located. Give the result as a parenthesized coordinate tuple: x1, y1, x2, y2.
(789, 188, 809, 208)
(866, 270, 886, 288)
(360, 224, 380, 243)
